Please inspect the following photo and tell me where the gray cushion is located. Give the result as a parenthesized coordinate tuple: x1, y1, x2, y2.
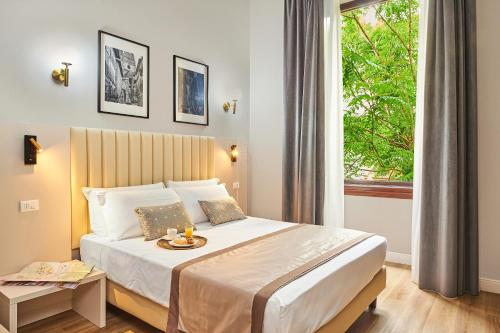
(198, 197, 246, 225)
(135, 202, 194, 241)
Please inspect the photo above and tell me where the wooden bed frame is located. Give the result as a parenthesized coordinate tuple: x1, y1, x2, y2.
(70, 127, 386, 332)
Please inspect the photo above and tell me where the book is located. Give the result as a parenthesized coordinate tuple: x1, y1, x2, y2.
(0, 260, 94, 283)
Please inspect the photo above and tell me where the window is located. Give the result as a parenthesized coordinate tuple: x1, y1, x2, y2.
(341, 0, 419, 198)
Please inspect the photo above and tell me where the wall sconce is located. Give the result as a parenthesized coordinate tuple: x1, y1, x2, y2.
(52, 62, 72, 87)
(223, 99, 238, 114)
(24, 135, 43, 165)
(230, 145, 238, 162)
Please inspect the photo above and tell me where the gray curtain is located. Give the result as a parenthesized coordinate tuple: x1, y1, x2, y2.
(418, 0, 479, 297)
(283, 0, 325, 225)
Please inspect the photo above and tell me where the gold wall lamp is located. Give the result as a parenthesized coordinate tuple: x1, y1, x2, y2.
(223, 99, 238, 114)
(230, 145, 238, 162)
(52, 62, 72, 87)
(24, 135, 44, 165)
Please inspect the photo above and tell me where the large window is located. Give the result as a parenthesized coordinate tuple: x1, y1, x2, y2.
(341, 0, 419, 197)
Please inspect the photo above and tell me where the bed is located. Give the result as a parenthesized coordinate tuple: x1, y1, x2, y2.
(70, 127, 387, 333)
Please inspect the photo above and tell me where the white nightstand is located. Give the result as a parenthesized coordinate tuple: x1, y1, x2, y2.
(0, 268, 106, 333)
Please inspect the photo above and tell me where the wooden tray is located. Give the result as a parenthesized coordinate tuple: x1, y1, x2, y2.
(157, 235, 207, 250)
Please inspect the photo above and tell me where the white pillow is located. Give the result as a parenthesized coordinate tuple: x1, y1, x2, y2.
(102, 188, 181, 241)
(166, 178, 219, 188)
(82, 182, 164, 237)
(173, 184, 230, 224)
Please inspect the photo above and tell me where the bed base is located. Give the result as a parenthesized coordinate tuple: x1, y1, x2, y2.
(316, 267, 385, 333)
(106, 267, 386, 333)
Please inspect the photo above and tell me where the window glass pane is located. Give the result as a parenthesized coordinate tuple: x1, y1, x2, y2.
(342, 0, 419, 181)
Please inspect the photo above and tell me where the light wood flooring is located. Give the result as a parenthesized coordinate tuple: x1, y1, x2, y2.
(19, 264, 500, 333)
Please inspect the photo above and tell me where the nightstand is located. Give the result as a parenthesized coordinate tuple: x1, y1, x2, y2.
(0, 268, 106, 333)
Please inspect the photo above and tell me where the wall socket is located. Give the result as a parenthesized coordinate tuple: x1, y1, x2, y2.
(19, 200, 39, 213)
(233, 182, 240, 189)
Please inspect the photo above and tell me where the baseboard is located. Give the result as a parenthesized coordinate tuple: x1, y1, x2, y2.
(480, 277, 500, 294)
(383, 252, 499, 294)
(385, 251, 412, 265)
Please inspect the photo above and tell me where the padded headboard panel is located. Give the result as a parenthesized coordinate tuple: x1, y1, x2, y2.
(70, 127, 215, 249)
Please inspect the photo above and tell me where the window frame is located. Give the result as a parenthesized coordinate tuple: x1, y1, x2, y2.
(344, 180, 413, 199)
(340, 0, 414, 199)
(340, 0, 387, 13)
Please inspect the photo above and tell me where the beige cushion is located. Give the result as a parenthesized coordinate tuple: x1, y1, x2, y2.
(135, 202, 194, 241)
(198, 198, 246, 225)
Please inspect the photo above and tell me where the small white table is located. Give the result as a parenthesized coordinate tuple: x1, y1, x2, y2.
(0, 269, 106, 333)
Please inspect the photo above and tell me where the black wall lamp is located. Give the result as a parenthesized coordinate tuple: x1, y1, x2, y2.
(24, 135, 43, 165)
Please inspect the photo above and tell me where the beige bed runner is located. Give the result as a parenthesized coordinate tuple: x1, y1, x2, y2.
(166, 224, 374, 333)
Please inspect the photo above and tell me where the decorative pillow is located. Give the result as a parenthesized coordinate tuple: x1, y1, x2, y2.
(81, 182, 165, 237)
(102, 188, 181, 241)
(198, 197, 246, 225)
(135, 202, 194, 241)
(173, 184, 231, 224)
(166, 178, 219, 188)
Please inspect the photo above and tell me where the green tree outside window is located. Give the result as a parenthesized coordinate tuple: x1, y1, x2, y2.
(342, 0, 419, 181)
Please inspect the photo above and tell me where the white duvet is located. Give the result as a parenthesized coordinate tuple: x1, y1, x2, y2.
(80, 217, 386, 333)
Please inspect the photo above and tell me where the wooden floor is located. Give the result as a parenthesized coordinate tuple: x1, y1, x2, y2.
(347, 264, 500, 333)
(19, 264, 500, 333)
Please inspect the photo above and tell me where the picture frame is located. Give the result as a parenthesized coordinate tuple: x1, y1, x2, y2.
(98, 30, 150, 118)
(173, 55, 209, 126)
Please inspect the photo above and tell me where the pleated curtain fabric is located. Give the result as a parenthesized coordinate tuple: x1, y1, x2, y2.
(416, 0, 479, 297)
(283, 0, 325, 225)
(324, 0, 345, 228)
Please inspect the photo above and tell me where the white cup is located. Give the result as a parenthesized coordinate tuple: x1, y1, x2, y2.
(166, 228, 177, 240)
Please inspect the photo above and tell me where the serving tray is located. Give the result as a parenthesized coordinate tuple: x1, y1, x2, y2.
(157, 235, 207, 250)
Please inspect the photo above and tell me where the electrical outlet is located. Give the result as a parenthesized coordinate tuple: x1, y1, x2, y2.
(233, 182, 240, 189)
(19, 200, 39, 213)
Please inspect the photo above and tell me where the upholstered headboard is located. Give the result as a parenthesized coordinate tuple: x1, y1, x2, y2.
(70, 127, 215, 249)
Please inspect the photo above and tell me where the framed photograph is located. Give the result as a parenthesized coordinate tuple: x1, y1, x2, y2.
(98, 30, 149, 118)
(173, 55, 209, 126)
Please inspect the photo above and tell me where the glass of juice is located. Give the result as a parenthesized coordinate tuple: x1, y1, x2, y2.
(185, 225, 193, 238)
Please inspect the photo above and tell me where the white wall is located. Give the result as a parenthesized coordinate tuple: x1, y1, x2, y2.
(0, 0, 250, 274)
(0, 0, 249, 142)
(249, 0, 500, 283)
(345, 196, 412, 255)
(249, 0, 284, 220)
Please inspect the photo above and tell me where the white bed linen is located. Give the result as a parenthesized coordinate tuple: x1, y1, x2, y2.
(80, 217, 386, 333)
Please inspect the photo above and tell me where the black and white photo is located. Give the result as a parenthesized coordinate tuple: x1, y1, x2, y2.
(174, 55, 209, 125)
(98, 31, 149, 118)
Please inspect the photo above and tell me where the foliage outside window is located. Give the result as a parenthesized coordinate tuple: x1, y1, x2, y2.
(342, 0, 419, 182)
